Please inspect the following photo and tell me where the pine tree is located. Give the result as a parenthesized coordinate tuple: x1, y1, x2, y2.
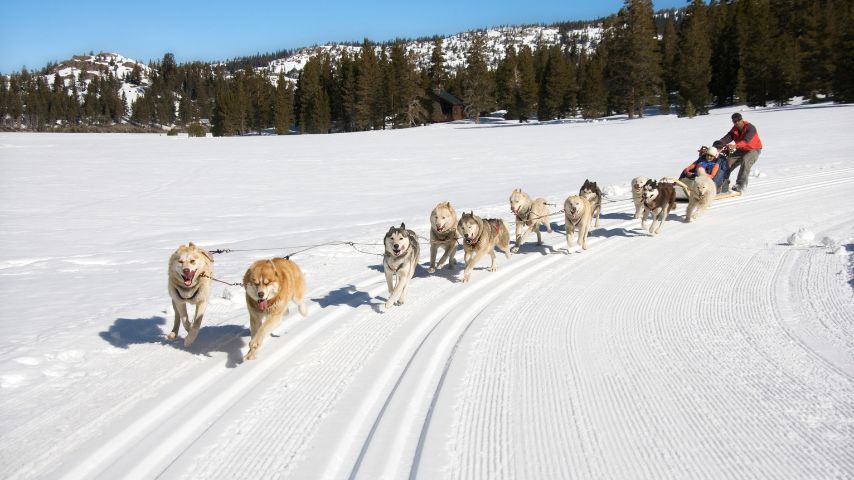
(799, 1, 833, 101)
(832, 0, 854, 101)
(68, 81, 80, 124)
(273, 73, 294, 134)
(494, 45, 518, 117)
(736, 0, 774, 106)
(659, 14, 678, 110)
(354, 40, 380, 130)
(515, 45, 539, 120)
(81, 79, 99, 124)
(538, 45, 571, 120)
(675, 0, 712, 115)
(388, 40, 424, 127)
(335, 50, 358, 132)
(0, 76, 8, 127)
(604, 0, 661, 118)
(8, 75, 24, 128)
(211, 89, 236, 136)
(579, 50, 608, 118)
(767, 31, 800, 106)
(428, 37, 448, 88)
(709, 0, 739, 106)
(297, 55, 331, 133)
(129, 63, 143, 85)
(378, 46, 392, 130)
(462, 31, 494, 123)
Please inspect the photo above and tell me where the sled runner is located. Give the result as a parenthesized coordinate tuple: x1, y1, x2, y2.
(673, 178, 742, 202)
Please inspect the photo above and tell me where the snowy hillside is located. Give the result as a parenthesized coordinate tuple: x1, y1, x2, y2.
(268, 23, 603, 79)
(1, 103, 853, 479)
(45, 52, 151, 108)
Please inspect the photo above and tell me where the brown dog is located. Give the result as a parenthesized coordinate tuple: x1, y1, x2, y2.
(641, 179, 677, 235)
(457, 212, 512, 283)
(243, 257, 308, 361)
(167, 242, 213, 347)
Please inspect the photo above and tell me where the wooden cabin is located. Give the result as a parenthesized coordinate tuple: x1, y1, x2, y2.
(429, 88, 465, 122)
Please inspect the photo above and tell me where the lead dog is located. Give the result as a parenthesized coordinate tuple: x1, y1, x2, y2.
(167, 242, 213, 347)
(243, 257, 308, 360)
(641, 179, 677, 235)
(631, 176, 649, 220)
(428, 202, 458, 273)
(579, 179, 602, 227)
(383, 223, 420, 309)
(458, 212, 512, 283)
(686, 168, 716, 222)
(564, 195, 593, 251)
(509, 188, 553, 252)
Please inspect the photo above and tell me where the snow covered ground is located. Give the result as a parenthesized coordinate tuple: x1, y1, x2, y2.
(1, 103, 853, 479)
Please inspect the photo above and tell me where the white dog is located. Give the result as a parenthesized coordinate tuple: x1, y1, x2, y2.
(428, 201, 458, 273)
(509, 188, 553, 253)
(167, 242, 213, 347)
(686, 168, 716, 222)
(631, 176, 649, 220)
(564, 195, 593, 251)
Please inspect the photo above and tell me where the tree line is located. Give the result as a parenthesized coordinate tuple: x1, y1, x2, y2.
(1, 0, 851, 134)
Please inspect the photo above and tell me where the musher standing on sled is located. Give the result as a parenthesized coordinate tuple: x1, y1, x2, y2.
(719, 112, 762, 194)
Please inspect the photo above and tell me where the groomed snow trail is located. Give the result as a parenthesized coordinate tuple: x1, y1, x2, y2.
(25, 166, 851, 480)
(418, 170, 854, 480)
(2, 106, 853, 480)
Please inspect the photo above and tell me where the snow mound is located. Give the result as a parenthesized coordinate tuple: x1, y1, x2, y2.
(604, 183, 630, 198)
(787, 228, 816, 246)
(820, 236, 840, 248)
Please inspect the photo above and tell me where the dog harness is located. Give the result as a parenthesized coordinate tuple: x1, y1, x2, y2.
(174, 284, 201, 301)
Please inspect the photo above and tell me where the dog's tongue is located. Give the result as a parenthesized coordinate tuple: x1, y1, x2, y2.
(259, 299, 268, 311)
(437, 224, 444, 232)
(182, 270, 195, 286)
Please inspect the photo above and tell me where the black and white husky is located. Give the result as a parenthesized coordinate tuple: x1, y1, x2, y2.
(383, 223, 420, 309)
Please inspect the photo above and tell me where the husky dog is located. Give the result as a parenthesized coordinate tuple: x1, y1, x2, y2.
(686, 168, 716, 222)
(631, 176, 649, 220)
(564, 195, 593, 251)
(509, 188, 553, 253)
(641, 179, 677, 235)
(457, 212, 512, 283)
(243, 257, 308, 360)
(579, 179, 603, 227)
(428, 202, 458, 273)
(383, 223, 420, 309)
(167, 242, 214, 347)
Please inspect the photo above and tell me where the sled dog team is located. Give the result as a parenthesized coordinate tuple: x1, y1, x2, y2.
(168, 176, 712, 361)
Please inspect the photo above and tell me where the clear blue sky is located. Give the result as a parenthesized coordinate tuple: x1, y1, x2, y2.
(0, 0, 687, 74)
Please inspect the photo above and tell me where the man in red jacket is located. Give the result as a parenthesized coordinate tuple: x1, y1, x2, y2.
(719, 112, 762, 194)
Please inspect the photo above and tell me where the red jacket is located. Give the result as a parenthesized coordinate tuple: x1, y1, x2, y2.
(720, 121, 763, 151)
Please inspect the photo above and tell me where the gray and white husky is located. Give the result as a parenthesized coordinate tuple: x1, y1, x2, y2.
(383, 223, 420, 309)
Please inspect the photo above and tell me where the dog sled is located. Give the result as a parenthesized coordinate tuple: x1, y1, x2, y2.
(671, 177, 742, 202)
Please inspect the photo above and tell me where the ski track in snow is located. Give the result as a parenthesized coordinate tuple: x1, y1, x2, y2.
(1, 135, 853, 478)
